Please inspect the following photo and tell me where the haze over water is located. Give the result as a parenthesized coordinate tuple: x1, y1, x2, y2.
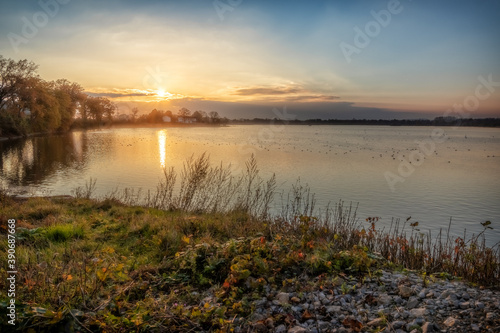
(1, 125, 499, 246)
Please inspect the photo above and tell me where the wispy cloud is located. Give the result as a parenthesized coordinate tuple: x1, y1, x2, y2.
(87, 91, 150, 98)
(284, 95, 340, 102)
(231, 85, 340, 103)
(233, 86, 302, 96)
(85, 88, 186, 102)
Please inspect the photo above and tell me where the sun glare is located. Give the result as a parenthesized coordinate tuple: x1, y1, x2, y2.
(156, 89, 170, 98)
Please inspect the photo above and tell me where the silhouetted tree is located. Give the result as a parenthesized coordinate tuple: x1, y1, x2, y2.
(131, 107, 139, 122)
(209, 111, 220, 123)
(178, 107, 191, 117)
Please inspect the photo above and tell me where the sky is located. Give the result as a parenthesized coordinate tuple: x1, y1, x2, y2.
(1, 0, 499, 119)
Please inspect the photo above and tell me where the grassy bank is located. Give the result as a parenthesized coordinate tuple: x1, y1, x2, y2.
(1, 156, 499, 332)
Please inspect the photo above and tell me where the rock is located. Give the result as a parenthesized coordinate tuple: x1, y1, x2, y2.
(378, 294, 393, 305)
(471, 323, 480, 332)
(291, 296, 301, 303)
(410, 307, 426, 318)
(288, 326, 308, 333)
(415, 317, 425, 326)
(459, 301, 469, 309)
(406, 297, 419, 309)
(421, 322, 434, 333)
(406, 319, 420, 332)
(399, 285, 414, 298)
(265, 317, 274, 329)
(475, 301, 485, 309)
(250, 313, 266, 322)
(391, 320, 405, 329)
(486, 312, 497, 321)
(367, 318, 385, 327)
(317, 320, 329, 330)
(443, 316, 456, 327)
(326, 305, 342, 313)
(276, 324, 287, 333)
(394, 296, 404, 304)
(276, 292, 290, 305)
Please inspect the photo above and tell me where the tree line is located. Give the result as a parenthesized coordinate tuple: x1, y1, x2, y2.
(0, 55, 116, 136)
(122, 107, 228, 124)
(232, 117, 500, 127)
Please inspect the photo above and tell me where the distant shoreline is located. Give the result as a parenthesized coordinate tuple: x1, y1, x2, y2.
(1, 118, 499, 141)
(230, 117, 500, 127)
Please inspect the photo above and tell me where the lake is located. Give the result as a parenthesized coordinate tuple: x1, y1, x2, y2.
(1, 125, 499, 246)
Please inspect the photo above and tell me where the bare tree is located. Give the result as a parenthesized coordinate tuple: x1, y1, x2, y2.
(177, 107, 191, 117)
(209, 111, 220, 123)
(131, 107, 139, 122)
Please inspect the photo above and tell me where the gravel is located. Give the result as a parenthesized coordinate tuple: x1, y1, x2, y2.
(243, 269, 500, 332)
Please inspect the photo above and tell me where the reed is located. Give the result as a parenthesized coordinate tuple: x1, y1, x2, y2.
(61, 154, 500, 287)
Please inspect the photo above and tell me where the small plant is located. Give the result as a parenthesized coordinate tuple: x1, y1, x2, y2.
(45, 224, 85, 242)
(72, 178, 97, 199)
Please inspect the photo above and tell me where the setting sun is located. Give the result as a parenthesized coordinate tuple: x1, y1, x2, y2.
(155, 89, 170, 99)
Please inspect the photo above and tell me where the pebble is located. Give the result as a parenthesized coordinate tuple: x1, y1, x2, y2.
(244, 269, 500, 333)
(399, 285, 414, 298)
(421, 322, 433, 333)
(407, 297, 419, 309)
(276, 292, 290, 305)
(444, 316, 456, 327)
(288, 326, 307, 333)
(410, 307, 426, 317)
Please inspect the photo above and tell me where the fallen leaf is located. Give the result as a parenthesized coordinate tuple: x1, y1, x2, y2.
(364, 294, 376, 305)
(342, 317, 363, 332)
(301, 310, 314, 320)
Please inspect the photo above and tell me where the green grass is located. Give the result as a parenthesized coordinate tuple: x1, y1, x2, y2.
(45, 224, 85, 243)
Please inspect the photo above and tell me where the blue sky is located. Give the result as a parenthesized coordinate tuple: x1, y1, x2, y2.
(1, 0, 499, 119)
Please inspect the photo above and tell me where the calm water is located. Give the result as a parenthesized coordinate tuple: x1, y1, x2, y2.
(1, 125, 499, 246)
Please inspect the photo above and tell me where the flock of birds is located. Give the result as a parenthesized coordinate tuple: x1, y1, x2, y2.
(110, 127, 498, 164)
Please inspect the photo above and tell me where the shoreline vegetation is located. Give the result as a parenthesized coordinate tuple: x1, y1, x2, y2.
(1, 117, 499, 142)
(1, 155, 499, 332)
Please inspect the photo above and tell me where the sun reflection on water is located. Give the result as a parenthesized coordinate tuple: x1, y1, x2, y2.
(158, 130, 167, 168)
